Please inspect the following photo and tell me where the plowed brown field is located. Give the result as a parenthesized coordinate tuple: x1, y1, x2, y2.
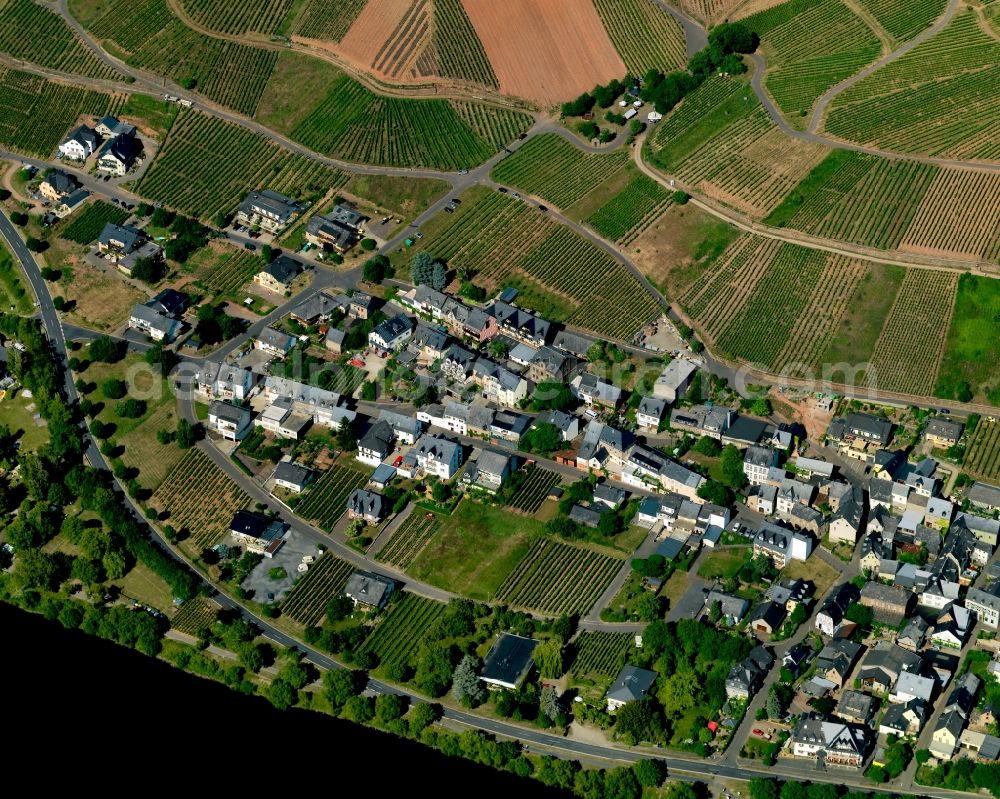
(461, 0, 626, 106)
(339, 0, 414, 72)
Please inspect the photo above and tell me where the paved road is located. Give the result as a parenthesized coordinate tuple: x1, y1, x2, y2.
(652, 0, 708, 57)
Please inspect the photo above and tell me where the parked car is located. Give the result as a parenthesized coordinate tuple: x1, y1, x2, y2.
(538, 205, 547, 212)
(511, 192, 521, 199)
(497, 187, 507, 193)
(415, 231, 423, 239)
(450, 198, 461, 205)
(444, 206, 454, 214)
(517, 132, 528, 140)
(243, 243, 256, 251)
(393, 455, 403, 467)
(457, 168, 468, 175)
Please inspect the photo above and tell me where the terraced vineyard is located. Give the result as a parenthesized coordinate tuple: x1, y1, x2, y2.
(376, 511, 442, 570)
(588, 175, 672, 243)
(152, 449, 250, 550)
(357, 593, 447, 672)
(200, 248, 263, 295)
(59, 201, 129, 244)
(450, 102, 531, 150)
(0, 68, 124, 156)
(291, 0, 368, 41)
(863, 270, 958, 395)
(570, 631, 633, 681)
(179, 0, 292, 35)
(491, 134, 629, 209)
(294, 463, 370, 532)
(90, 0, 277, 116)
(593, 0, 687, 74)
(962, 420, 1000, 482)
(137, 110, 345, 218)
(407, 189, 659, 339)
(856, 0, 948, 43)
(494, 538, 623, 615)
(281, 554, 355, 626)
(824, 10, 1000, 159)
(508, 466, 561, 514)
(171, 597, 218, 636)
(433, 0, 498, 87)
(744, 0, 881, 118)
(0, 0, 122, 80)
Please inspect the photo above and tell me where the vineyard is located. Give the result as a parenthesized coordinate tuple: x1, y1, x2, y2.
(493, 538, 623, 615)
(824, 10, 1000, 160)
(744, 0, 881, 118)
(286, 72, 515, 169)
(136, 110, 345, 219)
(178, 0, 291, 36)
(367, 0, 432, 80)
(570, 631, 633, 682)
(291, 0, 367, 41)
(376, 511, 442, 570)
(863, 270, 957, 396)
(294, 462, 370, 532)
(59, 201, 129, 244)
(152, 448, 251, 550)
(200, 248, 263, 296)
(588, 175, 671, 243)
(170, 597, 218, 636)
(433, 0, 498, 87)
(592, 0, 687, 74)
(935, 274, 1000, 403)
(357, 593, 447, 674)
(406, 188, 659, 339)
(90, 0, 277, 116)
(0, 0, 122, 80)
(960, 420, 1000, 482)
(507, 465, 561, 514)
(650, 74, 749, 153)
(0, 68, 124, 157)
(449, 102, 531, 151)
(281, 553, 355, 626)
(490, 134, 629, 210)
(856, 0, 948, 43)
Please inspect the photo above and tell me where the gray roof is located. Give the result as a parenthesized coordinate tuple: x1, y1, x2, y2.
(377, 409, 422, 437)
(413, 434, 461, 463)
(100, 131, 141, 166)
(291, 291, 345, 322)
(372, 314, 413, 343)
(63, 124, 96, 149)
(606, 665, 657, 704)
(98, 222, 142, 250)
(593, 483, 626, 504)
(637, 395, 668, 421)
(129, 303, 176, 334)
(240, 189, 301, 221)
(859, 641, 921, 685)
(705, 590, 749, 620)
(836, 690, 875, 721)
(569, 504, 604, 528)
(968, 481, 1000, 508)
(552, 330, 591, 357)
(926, 417, 964, 440)
(209, 400, 248, 424)
(347, 488, 385, 518)
(44, 169, 78, 195)
(262, 254, 304, 285)
(539, 409, 576, 434)
(359, 419, 394, 456)
(272, 461, 311, 487)
(476, 448, 511, 478)
(344, 569, 394, 607)
(843, 412, 893, 444)
(257, 326, 295, 351)
(411, 323, 450, 353)
(490, 300, 550, 342)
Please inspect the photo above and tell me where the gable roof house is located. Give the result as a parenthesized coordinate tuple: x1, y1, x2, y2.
(538, 410, 579, 442)
(290, 291, 345, 325)
(255, 254, 304, 293)
(255, 326, 297, 358)
(880, 697, 927, 738)
(574, 372, 622, 409)
(790, 715, 869, 767)
(490, 301, 550, 346)
(858, 642, 922, 694)
(569, 504, 605, 529)
(208, 401, 253, 441)
(744, 445, 780, 486)
(461, 449, 513, 493)
(705, 590, 750, 625)
(413, 435, 463, 480)
(346, 488, 387, 525)
(836, 412, 893, 446)
(128, 302, 182, 343)
(97, 222, 143, 256)
(229, 510, 285, 557)
(749, 523, 813, 568)
(95, 115, 135, 139)
(966, 581, 1000, 629)
(925, 417, 964, 448)
(526, 345, 575, 384)
(748, 600, 786, 637)
(829, 484, 865, 545)
(815, 582, 861, 637)
(473, 358, 529, 408)
(606, 664, 658, 712)
(860, 581, 915, 626)
(653, 359, 698, 402)
(39, 169, 79, 202)
(411, 323, 451, 363)
(481, 633, 539, 691)
(58, 124, 97, 160)
(344, 570, 395, 609)
(489, 410, 533, 443)
(670, 404, 733, 440)
(305, 205, 369, 252)
(931, 605, 972, 650)
(593, 482, 626, 510)
(357, 419, 395, 466)
(815, 639, 863, 688)
(896, 616, 929, 653)
(835, 690, 876, 726)
(197, 360, 255, 401)
(636, 395, 669, 431)
(968, 481, 1000, 512)
(368, 314, 414, 353)
(97, 131, 142, 176)
(271, 461, 312, 494)
(236, 189, 303, 233)
(725, 645, 773, 700)
(892, 670, 937, 706)
(376, 410, 423, 445)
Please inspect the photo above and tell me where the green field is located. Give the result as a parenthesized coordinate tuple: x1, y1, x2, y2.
(962, 420, 1000, 482)
(491, 133, 630, 209)
(433, 0, 497, 87)
(290, 0, 367, 41)
(588, 174, 672, 243)
(744, 0, 882, 119)
(89, 0, 277, 116)
(341, 174, 450, 220)
(0, 68, 124, 156)
(376, 510, 442, 570)
(824, 9, 1000, 159)
(935, 274, 1000, 403)
(856, 0, 947, 43)
(193, 245, 264, 296)
(136, 109, 346, 218)
(696, 547, 749, 580)
(0, 391, 49, 452)
(399, 186, 660, 340)
(281, 553, 355, 626)
(592, 0, 687, 74)
(357, 593, 448, 674)
(59, 201, 130, 244)
(178, 0, 292, 36)
(117, 94, 179, 138)
(0, 242, 33, 314)
(0, 0, 122, 80)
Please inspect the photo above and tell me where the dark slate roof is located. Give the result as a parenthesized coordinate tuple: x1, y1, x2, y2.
(481, 633, 539, 687)
(230, 510, 283, 542)
(263, 254, 304, 284)
(606, 665, 657, 704)
(359, 419, 394, 456)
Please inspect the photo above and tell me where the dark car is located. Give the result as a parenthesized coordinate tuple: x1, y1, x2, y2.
(450, 198, 461, 205)
(444, 206, 454, 214)
(538, 205, 547, 212)
(497, 187, 507, 193)
(517, 132, 528, 140)
(243, 242, 256, 251)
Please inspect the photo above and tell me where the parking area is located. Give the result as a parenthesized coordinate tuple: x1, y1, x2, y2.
(241, 529, 321, 602)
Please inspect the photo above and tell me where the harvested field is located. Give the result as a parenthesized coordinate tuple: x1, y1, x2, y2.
(58, 260, 144, 332)
(338, 0, 420, 78)
(864, 270, 958, 396)
(462, 0, 626, 107)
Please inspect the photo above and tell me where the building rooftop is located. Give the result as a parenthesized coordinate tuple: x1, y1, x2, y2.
(606, 664, 657, 704)
(480, 633, 539, 688)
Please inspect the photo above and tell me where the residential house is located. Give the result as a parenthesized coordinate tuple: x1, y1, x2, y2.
(636, 396, 668, 432)
(860, 581, 915, 626)
(955, 512, 1000, 547)
(872, 449, 907, 481)
(489, 410, 532, 443)
(255, 254, 304, 293)
(305, 205, 368, 252)
(829, 413, 893, 446)
(481, 633, 539, 691)
(880, 698, 927, 738)
(368, 314, 414, 353)
(705, 590, 749, 625)
(593, 483, 626, 510)
(39, 170, 79, 202)
(892, 671, 936, 705)
(441, 298, 496, 342)
(526, 346, 575, 384)
(925, 418, 964, 448)
(765, 578, 814, 613)
(236, 189, 302, 233)
(749, 523, 813, 568)
(670, 404, 733, 440)
(794, 457, 834, 479)
(411, 324, 451, 363)
(782, 643, 815, 679)
(348, 292, 377, 320)
(94, 115, 134, 139)
(97, 131, 142, 176)
(815, 639, 863, 688)
(569, 504, 604, 529)
(53, 188, 90, 218)
(197, 361, 255, 401)
(271, 461, 312, 494)
(290, 291, 345, 326)
(229, 511, 285, 557)
(968, 481, 1000, 512)
(897, 616, 929, 653)
(490, 301, 549, 346)
(552, 330, 591, 358)
(208, 401, 252, 441)
(263, 376, 354, 430)
(377, 410, 423, 445)
(721, 415, 770, 449)
(835, 691, 876, 726)
(461, 449, 512, 493)
(858, 642, 921, 694)
(255, 326, 296, 358)
(473, 359, 528, 407)
(744, 445, 779, 486)
(653, 359, 698, 402)
(931, 710, 968, 759)
(127, 303, 181, 342)
(97, 222, 142, 256)
(748, 601, 786, 636)
(58, 124, 97, 160)
(357, 420, 395, 466)
(441, 343, 477, 382)
(789, 716, 869, 768)
(932, 605, 972, 650)
(966, 582, 1000, 629)
(829, 484, 865, 545)
(413, 435, 463, 479)
(605, 664, 657, 711)
(925, 496, 955, 531)
(344, 570, 395, 610)
(906, 458, 939, 498)
(574, 373, 622, 410)
(146, 288, 188, 318)
(347, 489, 386, 525)
(749, 483, 778, 515)
(815, 583, 861, 637)
(860, 534, 886, 575)
(725, 646, 773, 700)
(537, 410, 578, 442)
(325, 327, 347, 354)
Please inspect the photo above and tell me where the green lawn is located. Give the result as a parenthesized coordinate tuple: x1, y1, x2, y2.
(115, 561, 175, 610)
(696, 547, 750, 581)
(118, 397, 186, 490)
(1, 390, 49, 452)
(820, 263, 905, 368)
(935, 273, 1000, 403)
(406, 497, 547, 601)
(118, 93, 178, 138)
(77, 353, 173, 440)
(0, 242, 34, 314)
(342, 174, 450, 221)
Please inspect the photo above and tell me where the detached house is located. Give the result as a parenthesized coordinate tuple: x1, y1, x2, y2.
(357, 420, 395, 466)
(229, 510, 285, 557)
(208, 401, 253, 441)
(574, 373, 622, 410)
(744, 445, 779, 486)
(606, 665, 657, 712)
(236, 189, 302, 233)
(271, 461, 312, 494)
(305, 204, 368, 252)
(97, 131, 142, 176)
(725, 646, 774, 700)
(413, 435, 463, 479)
(636, 396, 668, 431)
(255, 326, 296, 358)
(860, 581, 915, 626)
(39, 170, 79, 202)
(368, 314, 414, 353)
(790, 715, 869, 768)
(128, 303, 181, 343)
(925, 417, 963, 448)
(344, 570, 395, 610)
(255, 254, 304, 293)
(58, 124, 97, 160)
(347, 488, 386, 525)
(461, 449, 513, 493)
(527, 346, 575, 384)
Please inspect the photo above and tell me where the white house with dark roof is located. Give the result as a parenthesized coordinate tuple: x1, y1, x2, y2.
(636, 395, 668, 431)
(376, 409, 423, 445)
(97, 131, 142, 176)
(968, 481, 1000, 511)
(489, 301, 550, 346)
(237, 189, 302, 233)
(790, 715, 869, 768)
(59, 124, 97, 160)
(357, 420, 395, 466)
(255, 326, 297, 358)
(208, 401, 252, 441)
(925, 417, 964, 448)
(606, 664, 657, 712)
(128, 303, 181, 342)
(344, 570, 395, 609)
(255, 254, 304, 293)
(271, 461, 312, 493)
(368, 314, 414, 353)
(413, 435, 463, 479)
(461, 449, 512, 493)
